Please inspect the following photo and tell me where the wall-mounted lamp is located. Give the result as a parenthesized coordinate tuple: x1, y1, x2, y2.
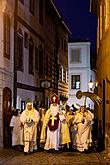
(88, 75, 94, 91)
(95, 81, 98, 87)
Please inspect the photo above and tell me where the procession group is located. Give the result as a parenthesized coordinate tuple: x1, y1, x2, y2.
(10, 93, 94, 155)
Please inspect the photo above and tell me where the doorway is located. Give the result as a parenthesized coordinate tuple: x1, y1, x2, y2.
(2, 87, 12, 148)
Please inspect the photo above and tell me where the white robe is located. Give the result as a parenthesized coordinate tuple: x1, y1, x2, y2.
(40, 105, 61, 151)
(59, 113, 71, 145)
(44, 123, 60, 151)
(20, 109, 40, 152)
(73, 110, 94, 152)
(10, 115, 23, 146)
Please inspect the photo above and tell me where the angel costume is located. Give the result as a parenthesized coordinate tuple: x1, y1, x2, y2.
(10, 110, 23, 147)
(20, 102, 40, 154)
(73, 106, 94, 152)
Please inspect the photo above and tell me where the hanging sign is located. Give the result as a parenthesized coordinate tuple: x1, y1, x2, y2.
(41, 80, 51, 88)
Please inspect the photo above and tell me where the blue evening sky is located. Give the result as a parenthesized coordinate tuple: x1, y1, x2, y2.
(54, 0, 97, 53)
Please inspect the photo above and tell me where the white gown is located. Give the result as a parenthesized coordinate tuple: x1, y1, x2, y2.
(20, 109, 40, 152)
(10, 115, 23, 146)
(40, 105, 61, 151)
(73, 110, 94, 152)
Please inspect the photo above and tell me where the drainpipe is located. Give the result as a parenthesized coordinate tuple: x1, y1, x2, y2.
(13, 0, 18, 107)
(102, 79, 105, 150)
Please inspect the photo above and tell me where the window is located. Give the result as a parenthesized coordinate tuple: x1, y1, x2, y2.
(24, 32, 28, 48)
(19, 0, 24, 4)
(71, 75, 80, 89)
(61, 37, 63, 50)
(63, 67, 66, 82)
(65, 69, 68, 83)
(70, 48, 81, 63)
(29, 0, 35, 15)
(104, 0, 110, 31)
(39, 0, 43, 25)
(64, 39, 67, 52)
(57, 33, 60, 50)
(59, 65, 63, 82)
(99, 3, 103, 40)
(16, 34, 23, 71)
(45, 54, 49, 76)
(49, 57, 52, 78)
(35, 46, 39, 73)
(29, 38, 34, 74)
(39, 45, 43, 76)
(3, 13, 10, 59)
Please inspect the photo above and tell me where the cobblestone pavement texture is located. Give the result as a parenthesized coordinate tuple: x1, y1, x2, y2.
(0, 148, 110, 165)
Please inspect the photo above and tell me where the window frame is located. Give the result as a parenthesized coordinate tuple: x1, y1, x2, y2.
(29, 38, 34, 75)
(29, 0, 35, 15)
(3, 13, 10, 59)
(70, 48, 81, 64)
(39, 0, 43, 25)
(16, 33, 23, 71)
(35, 46, 39, 74)
(71, 75, 80, 89)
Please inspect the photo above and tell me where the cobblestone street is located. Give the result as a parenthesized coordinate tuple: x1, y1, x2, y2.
(0, 148, 110, 165)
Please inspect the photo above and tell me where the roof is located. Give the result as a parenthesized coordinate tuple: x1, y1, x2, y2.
(50, 0, 71, 34)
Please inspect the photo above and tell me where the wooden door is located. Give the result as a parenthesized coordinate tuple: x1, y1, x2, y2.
(2, 87, 12, 148)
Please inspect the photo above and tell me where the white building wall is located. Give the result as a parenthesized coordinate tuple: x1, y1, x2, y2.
(68, 42, 95, 109)
(16, 1, 45, 107)
(16, 22, 44, 105)
(0, 0, 15, 145)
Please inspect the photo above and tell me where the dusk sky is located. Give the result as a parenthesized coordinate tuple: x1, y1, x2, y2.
(54, 0, 97, 53)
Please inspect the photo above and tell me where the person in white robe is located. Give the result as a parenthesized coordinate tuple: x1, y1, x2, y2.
(59, 109, 71, 149)
(72, 106, 94, 152)
(40, 93, 60, 151)
(20, 102, 40, 154)
(66, 108, 76, 150)
(38, 108, 46, 149)
(10, 109, 23, 150)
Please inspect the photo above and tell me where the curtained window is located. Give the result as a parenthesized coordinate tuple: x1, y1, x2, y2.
(3, 13, 10, 59)
(29, 38, 34, 74)
(16, 29, 23, 71)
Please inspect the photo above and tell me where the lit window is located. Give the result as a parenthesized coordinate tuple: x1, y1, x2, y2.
(71, 75, 80, 89)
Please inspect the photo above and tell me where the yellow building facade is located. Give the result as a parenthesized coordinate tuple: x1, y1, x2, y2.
(92, 0, 110, 151)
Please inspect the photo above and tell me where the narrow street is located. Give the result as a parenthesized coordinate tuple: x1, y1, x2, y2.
(0, 148, 110, 165)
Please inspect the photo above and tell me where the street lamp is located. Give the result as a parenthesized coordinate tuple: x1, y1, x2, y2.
(88, 75, 94, 91)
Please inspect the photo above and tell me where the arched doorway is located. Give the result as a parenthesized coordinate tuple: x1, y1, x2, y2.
(2, 87, 12, 148)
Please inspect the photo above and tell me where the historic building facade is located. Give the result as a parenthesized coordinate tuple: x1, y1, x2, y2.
(92, 0, 110, 151)
(0, 0, 70, 147)
(0, 0, 15, 148)
(68, 41, 96, 108)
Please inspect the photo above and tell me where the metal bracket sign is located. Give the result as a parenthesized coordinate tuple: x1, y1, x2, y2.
(40, 80, 51, 88)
